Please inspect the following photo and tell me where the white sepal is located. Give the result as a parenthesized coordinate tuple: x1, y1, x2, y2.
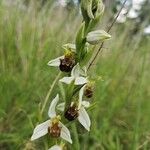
(57, 102, 65, 112)
(59, 77, 74, 84)
(80, 66, 87, 77)
(48, 94, 59, 118)
(59, 122, 72, 144)
(63, 43, 76, 51)
(48, 145, 62, 150)
(78, 85, 86, 109)
(75, 77, 88, 85)
(71, 63, 80, 77)
(47, 56, 64, 67)
(78, 107, 91, 131)
(60, 64, 88, 85)
(31, 120, 50, 141)
(82, 101, 90, 108)
(71, 64, 87, 77)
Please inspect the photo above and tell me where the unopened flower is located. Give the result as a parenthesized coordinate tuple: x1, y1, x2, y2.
(86, 30, 111, 45)
(31, 94, 72, 144)
(59, 63, 88, 85)
(94, 0, 105, 19)
(81, 0, 104, 20)
(86, 0, 94, 19)
(48, 48, 76, 72)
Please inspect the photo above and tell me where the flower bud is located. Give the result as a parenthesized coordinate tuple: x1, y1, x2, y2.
(86, 30, 111, 45)
(81, 0, 104, 21)
(94, 0, 105, 19)
(87, 0, 94, 19)
(59, 50, 76, 72)
(64, 104, 79, 121)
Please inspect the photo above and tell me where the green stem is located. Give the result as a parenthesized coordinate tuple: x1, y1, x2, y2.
(72, 123, 80, 150)
(40, 72, 62, 118)
(44, 140, 49, 150)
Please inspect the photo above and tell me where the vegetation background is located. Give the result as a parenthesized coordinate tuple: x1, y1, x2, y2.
(0, 0, 150, 149)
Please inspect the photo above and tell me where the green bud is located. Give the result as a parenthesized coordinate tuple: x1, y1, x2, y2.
(87, 0, 94, 19)
(81, 0, 104, 21)
(94, 0, 105, 19)
(86, 30, 111, 45)
(87, 0, 105, 30)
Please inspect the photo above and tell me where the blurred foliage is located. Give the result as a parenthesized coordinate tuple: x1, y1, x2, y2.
(0, 0, 150, 150)
(138, 0, 150, 24)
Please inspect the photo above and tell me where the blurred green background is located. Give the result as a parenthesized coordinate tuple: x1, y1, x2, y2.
(0, 0, 150, 149)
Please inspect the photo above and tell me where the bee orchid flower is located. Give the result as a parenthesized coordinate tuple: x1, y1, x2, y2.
(31, 94, 72, 144)
(47, 44, 76, 72)
(57, 88, 91, 131)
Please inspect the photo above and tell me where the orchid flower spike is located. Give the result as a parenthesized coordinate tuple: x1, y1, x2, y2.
(31, 94, 72, 144)
(47, 45, 76, 72)
(59, 63, 88, 85)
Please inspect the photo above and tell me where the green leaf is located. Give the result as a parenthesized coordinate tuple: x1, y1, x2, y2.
(58, 82, 66, 101)
(75, 22, 85, 54)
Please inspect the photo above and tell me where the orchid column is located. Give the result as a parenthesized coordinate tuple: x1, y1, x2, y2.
(31, 0, 111, 149)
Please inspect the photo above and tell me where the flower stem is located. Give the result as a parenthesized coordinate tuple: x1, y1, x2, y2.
(44, 140, 49, 150)
(72, 123, 80, 150)
(40, 72, 62, 118)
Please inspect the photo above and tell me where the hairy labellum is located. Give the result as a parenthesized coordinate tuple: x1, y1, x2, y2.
(48, 123, 61, 138)
(64, 105, 79, 121)
(84, 86, 93, 98)
(59, 56, 75, 72)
